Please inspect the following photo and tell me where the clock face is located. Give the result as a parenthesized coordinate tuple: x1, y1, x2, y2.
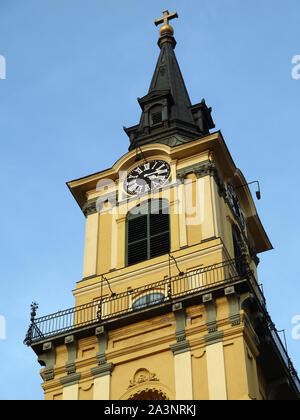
(227, 184, 239, 216)
(125, 160, 171, 195)
(227, 183, 245, 229)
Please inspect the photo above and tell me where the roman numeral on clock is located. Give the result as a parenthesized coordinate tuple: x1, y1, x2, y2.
(125, 160, 171, 195)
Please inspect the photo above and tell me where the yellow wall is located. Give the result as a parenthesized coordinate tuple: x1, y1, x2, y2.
(38, 137, 267, 400)
(40, 298, 264, 400)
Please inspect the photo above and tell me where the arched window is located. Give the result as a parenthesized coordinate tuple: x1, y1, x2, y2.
(132, 292, 165, 310)
(126, 199, 170, 266)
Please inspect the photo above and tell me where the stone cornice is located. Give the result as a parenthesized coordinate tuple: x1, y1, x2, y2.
(82, 191, 118, 217)
(91, 362, 114, 379)
(170, 340, 191, 355)
(205, 330, 224, 346)
(60, 372, 81, 387)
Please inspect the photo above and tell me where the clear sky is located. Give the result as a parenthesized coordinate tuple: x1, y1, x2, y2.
(0, 0, 299, 400)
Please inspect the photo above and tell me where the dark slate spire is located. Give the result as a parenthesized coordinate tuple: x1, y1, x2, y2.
(124, 11, 215, 151)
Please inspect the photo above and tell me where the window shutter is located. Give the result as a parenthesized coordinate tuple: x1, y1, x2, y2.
(128, 240, 148, 266)
(127, 215, 148, 266)
(127, 200, 170, 266)
(128, 215, 147, 242)
(149, 213, 170, 259)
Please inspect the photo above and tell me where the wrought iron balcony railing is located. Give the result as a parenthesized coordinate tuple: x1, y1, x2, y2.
(24, 258, 247, 346)
(24, 255, 300, 397)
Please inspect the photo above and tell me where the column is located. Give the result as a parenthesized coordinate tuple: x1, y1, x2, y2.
(60, 373, 81, 400)
(60, 335, 80, 400)
(177, 175, 188, 248)
(170, 303, 193, 400)
(116, 215, 126, 269)
(202, 294, 227, 400)
(210, 175, 222, 238)
(200, 175, 216, 241)
(172, 349, 193, 400)
(169, 200, 180, 252)
(205, 332, 227, 400)
(92, 364, 114, 400)
(83, 212, 99, 278)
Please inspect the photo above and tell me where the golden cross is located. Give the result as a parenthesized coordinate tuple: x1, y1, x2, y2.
(154, 10, 178, 27)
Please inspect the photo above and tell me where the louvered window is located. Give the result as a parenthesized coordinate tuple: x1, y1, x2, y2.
(151, 112, 162, 125)
(150, 105, 163, 126)
(126, 200, 170, 266)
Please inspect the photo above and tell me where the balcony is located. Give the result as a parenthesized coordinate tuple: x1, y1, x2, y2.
(23, 257, 300, 398)
(24, 258, 245, 346)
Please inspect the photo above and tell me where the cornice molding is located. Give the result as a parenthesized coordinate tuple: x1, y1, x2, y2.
(170, 340, 191, 355)
(91, 362, 114, 379)
(60, 372, 81, 387)
(205, 330, 224, 346)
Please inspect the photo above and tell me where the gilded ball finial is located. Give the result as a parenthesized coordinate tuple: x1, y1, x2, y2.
(159, 24, 174, 37)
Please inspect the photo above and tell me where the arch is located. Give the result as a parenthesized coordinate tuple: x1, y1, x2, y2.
(120, 381, 171, 401)
(120, 384, 170, 401)
(115, 143, 172, 174)
(128, 388, 169, 400)
(120, 368, 172, 400)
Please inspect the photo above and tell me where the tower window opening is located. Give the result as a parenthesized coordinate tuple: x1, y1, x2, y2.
(126, 199, 170, 266)
(151, 111, 162, 125)
(150, 104, 163, 126)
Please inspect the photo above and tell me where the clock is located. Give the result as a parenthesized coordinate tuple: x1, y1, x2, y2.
(125, 160, 171, 195)
(227, 183, 245, 230)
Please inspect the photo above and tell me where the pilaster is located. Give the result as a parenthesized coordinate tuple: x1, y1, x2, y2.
(60, 373, 81, 400)
(205, 331, 227, 400)
(83, 212, 99, 278)
(170, 302, 193, 400)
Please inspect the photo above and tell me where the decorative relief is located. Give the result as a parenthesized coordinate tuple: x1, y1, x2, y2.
(128, 369, 159, 389)
(120, 369, 171, 400)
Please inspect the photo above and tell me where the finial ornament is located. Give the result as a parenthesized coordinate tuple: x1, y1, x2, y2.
(154, 10, 178, 37)
(30, 301, 39, 322)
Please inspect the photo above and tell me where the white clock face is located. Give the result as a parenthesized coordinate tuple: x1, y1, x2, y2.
(125, 160, 171, 195)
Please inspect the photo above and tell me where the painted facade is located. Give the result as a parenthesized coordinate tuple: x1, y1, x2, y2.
(25, 11, 300, 401)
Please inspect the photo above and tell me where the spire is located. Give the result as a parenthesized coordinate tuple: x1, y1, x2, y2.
(124, 11, 215, 151)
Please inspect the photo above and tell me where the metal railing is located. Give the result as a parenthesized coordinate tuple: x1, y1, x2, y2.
(24, 258, 247, 346)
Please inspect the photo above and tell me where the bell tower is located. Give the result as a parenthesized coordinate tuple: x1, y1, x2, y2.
(124, 10, 214, 150)
(25, 11, 300, 401)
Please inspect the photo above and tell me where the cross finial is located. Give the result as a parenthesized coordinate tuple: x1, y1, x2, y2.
(154, 10, 178, 27)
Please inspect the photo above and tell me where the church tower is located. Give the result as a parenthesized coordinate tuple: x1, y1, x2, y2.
(25, 11, 300, 401)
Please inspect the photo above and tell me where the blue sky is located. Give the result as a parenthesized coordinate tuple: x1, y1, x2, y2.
(0, 0, 299, 400)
